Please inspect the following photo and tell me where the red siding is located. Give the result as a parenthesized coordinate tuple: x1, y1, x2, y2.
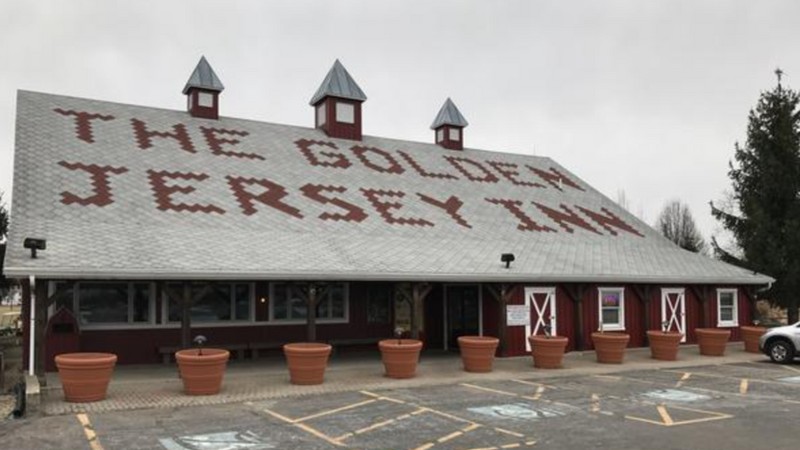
(502, 285, 526, 357)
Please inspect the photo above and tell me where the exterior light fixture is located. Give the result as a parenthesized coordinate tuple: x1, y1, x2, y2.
(501, 253, 515, 269)
(23, 238, 46, 259)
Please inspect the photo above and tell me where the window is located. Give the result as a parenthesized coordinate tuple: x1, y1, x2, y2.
(437, 128, 444, 142)
(598, 288, 625, 331)
(366, 284, 392, 324)
(166, 283, 252, 323)
(198, 92, 214, 107)
(717, 289, 739, 327)
(52, 282, 153, 326)
(449, 128, 460, 141)
(270, 283, 348, 322)
(336, 102, 355, 124)
(317, 103, 326, 127)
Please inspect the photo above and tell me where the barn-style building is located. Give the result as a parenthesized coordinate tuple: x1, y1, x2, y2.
(3, 58, 772, 375)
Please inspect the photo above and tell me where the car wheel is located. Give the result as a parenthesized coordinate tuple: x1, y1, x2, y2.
(767, 340, 794, 364)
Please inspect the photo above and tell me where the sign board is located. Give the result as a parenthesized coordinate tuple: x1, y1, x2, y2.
(506, 304, 530, 326)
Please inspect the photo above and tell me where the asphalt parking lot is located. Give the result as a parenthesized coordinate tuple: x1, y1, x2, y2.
(3, 360, 800, 449)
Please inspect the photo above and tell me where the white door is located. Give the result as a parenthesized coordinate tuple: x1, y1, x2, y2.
(525, 287, 557, 351)
(661, 288, 686, 343)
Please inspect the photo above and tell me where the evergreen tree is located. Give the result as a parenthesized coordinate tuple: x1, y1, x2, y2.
(0, 191, 8, 240)
(655, 200, 707, 253)
(711, 69, 800, 323)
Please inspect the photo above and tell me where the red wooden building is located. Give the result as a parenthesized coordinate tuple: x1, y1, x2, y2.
(2, 58, 772, 375)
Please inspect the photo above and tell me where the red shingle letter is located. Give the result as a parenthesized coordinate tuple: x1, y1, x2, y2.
(575, 205, 643, 237)
(132, 119, 196, 153)
(527, 166, 584, 192)
(227, 176, 303, 218)
(300, 184, 367, 222)
(58, 161, 128, 206)
(54, 109, 115, 144)
(361, 189, 433, 227)
(532, 202, 601, 234)
(351, 146, 405, 174)
(398, 151, 458, 180)
(200, 127, 263, 160)
(445, 156, 499, 183)
(147, 170, 224, 214)
(487, 160, 545, 188)
(485, 198, 556, 232)
(295, 139, 351, 169)
(418, 193, 472, 229)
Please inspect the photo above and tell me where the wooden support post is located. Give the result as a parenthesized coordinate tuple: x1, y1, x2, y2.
(34, 280, 48, 381)
(689, 285, 709, 328)
(181, 283, 191, 349)
(745, 286, 759, 324)
(632, 285, 652, 345)
(409, 283, 433, 340)
(307, 284, 318, 343)
(486, 284, 514, 356)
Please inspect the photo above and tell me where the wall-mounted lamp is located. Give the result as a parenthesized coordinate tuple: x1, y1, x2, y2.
(23, 238, 46, 259)
(501, 253, 515, 269)
(259, 297, 267, 304)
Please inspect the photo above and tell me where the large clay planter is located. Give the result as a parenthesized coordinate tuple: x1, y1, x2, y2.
(591, 332, 630, 364)
(175, 348, 230, 395)
(529, 335, 569, 369)
(379, 339, 423, 379)
(55, 352, 117, 403)
(740, 326, 766, 353)
(646, 331, 683, 361)
(283, 343, 332, 385)
(696, 328, 731, 356)
(458, 336, 499, 373)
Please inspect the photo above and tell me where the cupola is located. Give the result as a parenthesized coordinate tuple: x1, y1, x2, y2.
(310, 60, 367, 140)
(431, 98, 468, 150)
(183, 56, 224, 120)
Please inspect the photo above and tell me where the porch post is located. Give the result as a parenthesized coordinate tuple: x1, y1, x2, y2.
(409, 283, 433, 340)
(306, 284, 318, 342)
(633, 285, 652, 346)
(690, 285, 710, 328)
(27, 276, 36, 377)
(486, 284, 513, 356)
(181, 283, 191, 349)
(564, 284, 586, 351)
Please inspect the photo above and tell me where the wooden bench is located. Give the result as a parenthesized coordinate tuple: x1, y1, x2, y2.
(248, 342, 284, 359)
(158, 344, 247, 364)
(327, 337, 382, 355)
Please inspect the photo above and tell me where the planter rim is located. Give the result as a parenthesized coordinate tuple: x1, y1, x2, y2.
(379, 339, 423, 349)
(175, 348, 230, 362)
(283, 342, 333, 352)
(529, 335, 568, 342)
(740, 325, 766, 331)
(696, 328, 732, 334)
(592, 331, 630, 339)
(55, 352, 117, 363)
(457, 336, 499, 343)
(646, 330, 684, 337)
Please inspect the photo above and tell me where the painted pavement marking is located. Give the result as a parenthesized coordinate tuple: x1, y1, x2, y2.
(780, 365, 800, 375)
(261, 408, 345, 447)
(625, 404, 733, 427)
(158, 431, 274, 450)
(590, 394, 601, 413)
(778, 375, 800, 384)
(641, 389, 710, 402)
(740, 378, 749, 395)
(293, 398, 378, 423)
(665, 368, 800, 387)
(460, 383, 542, 402)
(76, 413, 104, 450)
(468, 403, 566, 421)
(675, 372, 691, 387)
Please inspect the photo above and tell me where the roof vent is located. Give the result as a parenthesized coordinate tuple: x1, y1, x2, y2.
(310, 60, 367, 140)
(431, 98, 468, 151)
(183, 56, 224, 120)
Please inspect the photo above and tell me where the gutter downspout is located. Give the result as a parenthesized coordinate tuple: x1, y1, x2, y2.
(28, 275, 35, 376)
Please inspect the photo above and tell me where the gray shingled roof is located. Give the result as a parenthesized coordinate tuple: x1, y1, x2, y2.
(309, 60, 367, 106)
(431, 98, 469, 129)
(182, 56, 224, 94)
(4, 91, 772, 285)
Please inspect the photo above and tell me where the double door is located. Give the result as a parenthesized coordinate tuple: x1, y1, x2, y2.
(445, 285, 481, 350)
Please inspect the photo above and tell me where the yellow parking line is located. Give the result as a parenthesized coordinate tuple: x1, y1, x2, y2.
(530, 386, 545, 400)
(495, 427, 525, 438)
(739, 379, 749, 395)
(76, 413, 104, 450)
(294, 398, 377, 423)
(263, 408, 345, 447)
(438, 430, 464, 443)
(461, 383, 518, 397)
(360, 390, 407, 404)
(501, 444, 521, 449)
(781, 365, 800, 374)
(590, 394, 601, 413)
(675, 372, 691, 387)
(656, 405, 674, 425)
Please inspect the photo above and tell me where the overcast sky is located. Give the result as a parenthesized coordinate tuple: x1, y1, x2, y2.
(1, 0, 798, 244)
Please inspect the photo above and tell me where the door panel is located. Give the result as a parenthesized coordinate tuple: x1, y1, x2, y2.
(446, 286, 480, 350)
(661, 288, 686, 343)
(525, 287, 557, 351)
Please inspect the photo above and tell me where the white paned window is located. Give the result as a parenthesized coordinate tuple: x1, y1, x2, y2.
(317, 103, 326, 126)
(198, 92, 215, 107)
(336, 102, 355, 124)
(598, 287, 625, 331)
(166, 283, 252, 323)
(270, 283, 349, 323)
(716, 289, 739, 327)
(51, 282, 155, 326)
(187, 94, 193, 109)
(437, 128, 444, 142)
(449, 128, 461, 141)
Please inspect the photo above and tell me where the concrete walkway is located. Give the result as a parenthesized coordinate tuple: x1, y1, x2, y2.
(39, 343, 767, 416)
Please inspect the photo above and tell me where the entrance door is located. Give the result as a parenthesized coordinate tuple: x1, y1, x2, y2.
(445, 285, 481, 350)
(525, 287, 557, 351)
(661, 288, 686, 343)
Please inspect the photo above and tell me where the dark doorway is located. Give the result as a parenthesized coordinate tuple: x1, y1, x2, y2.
(446, 285, 480, 350)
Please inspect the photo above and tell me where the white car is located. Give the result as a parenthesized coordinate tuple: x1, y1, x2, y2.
(759, 322, 800, 363)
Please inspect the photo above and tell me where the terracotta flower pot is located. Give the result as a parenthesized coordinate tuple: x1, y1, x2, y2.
(529, 335, 569, 369)
(175, 348, 230, 395)
(283, 343, 332, 385)
(740, 326, 766, 353)
(379, 339, 423, 379)
(55, 352, 117, 403)
(646, 331, 683, 361)
(458, 336, 499, 373)
(696, 328, 731, 356)
(591, 332, 630, 364)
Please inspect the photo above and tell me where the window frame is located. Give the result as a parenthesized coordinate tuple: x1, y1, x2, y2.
(437, 128, 444, 142)
(316, 103, 326, 127)
(197, 91, 215, 108)
(597, 287, 625, 331)
(449, 127, 461, 141)
(49, 281, 157, 329)
(268, 282, 350, 325)
(162, 282, 255, 325)
(716, 288, 739, 327)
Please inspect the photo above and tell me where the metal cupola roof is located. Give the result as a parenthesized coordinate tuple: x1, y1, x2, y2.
(182, 56, 225, 95)
(309, 59, 367, 106)
(431, 98, 469, 129)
